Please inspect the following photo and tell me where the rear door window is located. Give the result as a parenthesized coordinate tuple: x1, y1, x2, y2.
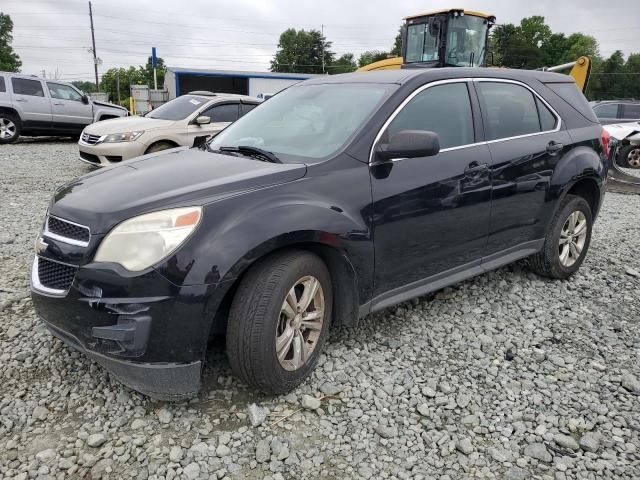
(621, 103, 640, 119)
(12, 78, 45, 97)
(593, 103, 619, 120)
(546, 82, 598, 123)
(203, 103, 239, 123)
(476, 82, 542, 141)
(0, 77, 5, 93)
(386, 82, 475, 149)
(536, 97, 558, 131)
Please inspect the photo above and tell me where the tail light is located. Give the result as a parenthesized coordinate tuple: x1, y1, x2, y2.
(600, 128, 611, 158)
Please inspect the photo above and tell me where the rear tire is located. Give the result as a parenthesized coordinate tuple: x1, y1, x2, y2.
(226, 250, 332, 394)
(529, 194, 593, 279)
(0, 113, 20, 144)
(619, 144, 640, 168)
(145, 141, 176, 154)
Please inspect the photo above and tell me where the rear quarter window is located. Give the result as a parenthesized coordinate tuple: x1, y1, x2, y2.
(546, 82, 599, 123)
(0, 77, 5, 93)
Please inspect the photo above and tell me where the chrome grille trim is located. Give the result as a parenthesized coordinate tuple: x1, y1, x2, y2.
(80, 132, 103, 145)
(31, 256, 75, 297)
(44, 215, 91, 247)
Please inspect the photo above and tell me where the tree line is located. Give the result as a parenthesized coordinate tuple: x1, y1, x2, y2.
(271, 16, 639, 101)
(1, 11, 637, 102)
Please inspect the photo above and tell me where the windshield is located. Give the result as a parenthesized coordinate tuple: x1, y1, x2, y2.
(445, 15, 487, 67)
(405, 23, 440, 63)
(208, 83, 393, 163)
(146, 95, 207, 120)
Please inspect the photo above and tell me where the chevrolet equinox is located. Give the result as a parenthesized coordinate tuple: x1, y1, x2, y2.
(31, 68, 608, 399)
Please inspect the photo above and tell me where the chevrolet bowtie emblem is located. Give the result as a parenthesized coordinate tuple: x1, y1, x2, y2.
(35, 237, 49, 255)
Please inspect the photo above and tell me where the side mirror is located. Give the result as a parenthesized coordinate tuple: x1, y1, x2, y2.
(81, 94, 89, 104)
(195, 115, 211, 125)
(375, 130, 440, 162)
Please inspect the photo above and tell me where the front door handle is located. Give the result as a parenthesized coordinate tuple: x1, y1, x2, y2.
(53, 102, 63, 106)
(464, 161, 488, 175)
(15, 97, 26, 102)
(546, 141, 563, 155)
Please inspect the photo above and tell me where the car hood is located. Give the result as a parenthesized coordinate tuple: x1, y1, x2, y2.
(603, 122, 640, 142)
(84, 116, 176, 134)
(92, 100, 127, 111)
(50, 147, 307, 234)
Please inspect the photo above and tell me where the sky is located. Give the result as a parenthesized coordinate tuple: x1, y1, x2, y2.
(3, 0, 639, 84)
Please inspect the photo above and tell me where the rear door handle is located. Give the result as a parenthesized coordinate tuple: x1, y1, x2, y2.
(546, 141, 563, 155)
(464, 161, 488, 175)
(53, 102, 63, 106)
(15, 97, 26, 102)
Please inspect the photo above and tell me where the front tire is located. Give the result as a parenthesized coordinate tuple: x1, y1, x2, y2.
(0, 113, 20, 144)
(529, 194, 593, 279)
(226, 250, 332, 394)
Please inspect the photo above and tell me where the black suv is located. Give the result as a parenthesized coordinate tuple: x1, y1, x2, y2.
(31, 68, 608, 399)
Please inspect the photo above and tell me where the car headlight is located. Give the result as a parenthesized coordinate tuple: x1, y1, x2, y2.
(94, 207, 202, 271)
(101, 131, 144, 143)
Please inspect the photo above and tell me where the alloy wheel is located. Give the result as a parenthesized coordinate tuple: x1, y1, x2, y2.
(276, 275, 325, 371)
(0, 118, 16, 140)
(559, 210, 588, 267)
(627, 147, 640, 168)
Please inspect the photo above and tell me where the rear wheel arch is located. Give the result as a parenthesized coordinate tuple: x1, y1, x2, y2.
(565, 177, 601, 216)
(0, 106, 21, 120)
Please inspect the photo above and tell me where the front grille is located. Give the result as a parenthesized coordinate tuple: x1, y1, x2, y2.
(81, 132, 102, 145)
(79, 151, 100, 164)
(37, 257, 76, 291)
(47, 216, 90, 243)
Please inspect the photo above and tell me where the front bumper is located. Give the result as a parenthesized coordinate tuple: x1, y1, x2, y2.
(44, 318, 201, 400)
(31, 253, 217, 399)
(78, 139, 147, 167)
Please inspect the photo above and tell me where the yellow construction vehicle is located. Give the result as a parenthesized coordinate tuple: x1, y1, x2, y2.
(357, 8, 592, 93)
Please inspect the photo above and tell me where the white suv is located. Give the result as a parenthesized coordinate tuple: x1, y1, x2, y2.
(78, 93, 260, 166)
(0, 71, 127, 143)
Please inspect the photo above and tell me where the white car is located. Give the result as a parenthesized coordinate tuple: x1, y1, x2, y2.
(603, 121, 640, 168)
(78, 92, 260, 166)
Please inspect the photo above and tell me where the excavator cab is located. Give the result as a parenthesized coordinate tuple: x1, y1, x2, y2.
(403, 9, 495, 68)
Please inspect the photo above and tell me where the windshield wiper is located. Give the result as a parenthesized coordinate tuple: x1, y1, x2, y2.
(218, 145, 282, 163)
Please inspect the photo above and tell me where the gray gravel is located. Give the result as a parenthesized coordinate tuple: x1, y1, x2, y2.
(1, 140, 640, 479)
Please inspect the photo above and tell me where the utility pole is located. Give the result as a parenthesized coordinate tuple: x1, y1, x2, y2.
(321, 24, 325, 74)
(89, 1, 99, 89)
(41, 69, 46, 79)
(116, 73, 120, 103)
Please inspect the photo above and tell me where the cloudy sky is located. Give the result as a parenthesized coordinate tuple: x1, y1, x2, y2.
(3, 0, 638, 83)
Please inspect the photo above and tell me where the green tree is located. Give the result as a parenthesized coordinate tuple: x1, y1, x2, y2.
(271, 28, 334, 73)
(390, 26, 402, 57)
(71, 81, 98, 93)
(330, 53, 357, 74)
(358, 50, 389, 68)
(0, 13, 21, 72)
(100, 66, 146, 102)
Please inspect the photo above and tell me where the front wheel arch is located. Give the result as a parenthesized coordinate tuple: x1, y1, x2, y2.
(144, 140, 179, 154)
(206, 240, 360, 344)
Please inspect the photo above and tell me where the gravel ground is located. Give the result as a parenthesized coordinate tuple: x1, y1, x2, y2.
(1, 140, 639, 480)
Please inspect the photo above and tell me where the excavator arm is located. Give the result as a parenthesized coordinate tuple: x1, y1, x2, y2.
(545, 56, 592, 93)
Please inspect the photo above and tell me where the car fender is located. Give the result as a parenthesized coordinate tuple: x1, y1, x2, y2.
(92, 104, 127, 122)
(162, 193, 370, 284)
(548, 145, 605, 221)
(0, 100, 23, 122)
